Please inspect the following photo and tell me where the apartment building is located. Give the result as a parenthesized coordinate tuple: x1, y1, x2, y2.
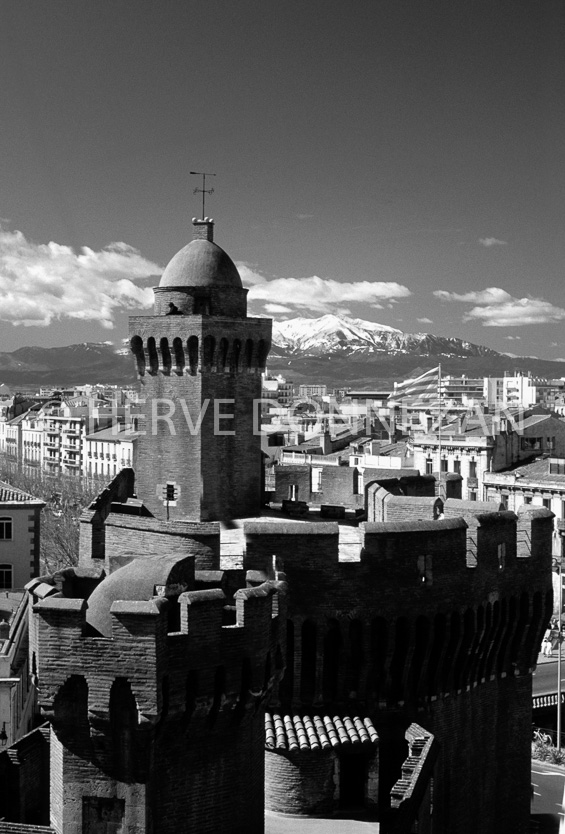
(484, 455, 565, 557)
(411, 410, 565, 501)
(83, 425, 139, 480)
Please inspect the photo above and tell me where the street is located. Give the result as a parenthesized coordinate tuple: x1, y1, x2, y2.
(534, 661, 565, 698)
(531, 760, 565, 832)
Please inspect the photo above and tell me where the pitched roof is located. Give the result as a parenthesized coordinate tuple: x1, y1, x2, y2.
(265, 713, 378, 752)
(0, 481, 44, 505)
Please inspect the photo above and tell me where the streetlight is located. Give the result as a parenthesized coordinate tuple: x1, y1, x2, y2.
(559, 554, 563, 750)
(557, 528, 565, 751)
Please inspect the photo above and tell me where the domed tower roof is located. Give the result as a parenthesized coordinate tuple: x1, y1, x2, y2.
(159, 218, 242, 289)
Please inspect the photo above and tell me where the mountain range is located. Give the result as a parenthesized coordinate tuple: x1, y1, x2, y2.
(0, 314, 564, 390)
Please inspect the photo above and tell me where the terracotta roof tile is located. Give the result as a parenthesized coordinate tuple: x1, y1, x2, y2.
(265, 713, 378, 752)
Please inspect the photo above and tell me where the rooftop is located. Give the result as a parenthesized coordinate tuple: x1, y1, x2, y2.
(0, 481, 44, 506)
(484, 455, 565, 486)
(158, 220, 242, 289)
(85, 425, 141, 442)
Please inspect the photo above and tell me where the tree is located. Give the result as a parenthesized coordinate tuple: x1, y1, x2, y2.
(0, 455, 105, 574)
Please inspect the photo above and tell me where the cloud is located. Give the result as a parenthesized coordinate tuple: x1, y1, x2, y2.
(264, 303, 293, 314)
(433, 287, 509, 304)
(296, 213, 314, 220)
(236, 264, 268, 286)
(434, 285, 565, 327)
(504, 335, 521, 340)
(0, 228, 160, 328)
(417, 317, 433, 324)
(478, 237, 507, 247)
(242, 269, 411, 315)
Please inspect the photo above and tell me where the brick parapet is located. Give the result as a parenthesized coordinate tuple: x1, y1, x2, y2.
(30, 578, 287, 722)
(243, 515, 550, 615)
(102, 514, 220, 572)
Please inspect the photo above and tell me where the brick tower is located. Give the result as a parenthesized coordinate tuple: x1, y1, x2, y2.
(129, 218, 271, 522)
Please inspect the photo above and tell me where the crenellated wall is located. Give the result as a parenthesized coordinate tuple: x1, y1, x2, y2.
(243, 507, 553, 833)
(26, 562, 287, 834)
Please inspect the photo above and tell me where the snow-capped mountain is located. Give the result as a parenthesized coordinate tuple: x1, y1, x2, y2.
(271, 314, 497, 359)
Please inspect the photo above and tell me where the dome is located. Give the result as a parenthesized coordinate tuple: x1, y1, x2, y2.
(85, 553, 196, 637)
(159, 239, 242, 289)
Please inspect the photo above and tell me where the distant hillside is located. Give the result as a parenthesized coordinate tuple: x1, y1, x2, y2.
(1, 315, 564, 389)
(0, 342, 135, 387)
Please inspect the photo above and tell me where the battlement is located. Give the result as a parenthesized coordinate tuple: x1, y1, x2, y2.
(27, 560, 286, 724)
(243, 510, 551, 607)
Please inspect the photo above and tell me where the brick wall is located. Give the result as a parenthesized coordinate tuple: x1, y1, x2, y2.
(265, 749, 336, 815)
(28, 562, 287, 834)
(242, 510, 552, 832)
(131, 313, 271, 522)
(103, 515, 220, 572)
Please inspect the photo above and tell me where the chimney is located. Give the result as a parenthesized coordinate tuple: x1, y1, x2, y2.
(192, 217, 214, 242)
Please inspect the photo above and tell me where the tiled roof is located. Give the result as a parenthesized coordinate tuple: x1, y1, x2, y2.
(0, 481, 43, 504)
(265, 713, 378, 752)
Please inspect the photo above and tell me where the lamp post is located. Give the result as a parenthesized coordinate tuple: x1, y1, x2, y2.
(559, 530, 565, 751)
(559, 553, 563, 750)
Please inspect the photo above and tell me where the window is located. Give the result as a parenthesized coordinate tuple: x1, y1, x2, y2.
(0, 517, 13, 540)
(353, 469, 363, 495)
(425, 458, 433, 475)
(0, 564, 13, 589)
(453, 459, 461, 475)
(469, 491, 477, 501)
(562, 500, 565, 520)
(521, 437, 542, 452)
(550, 459, 565, 475)
(311, 467, 323, 493)
(543, 498, 551, 510)
(469, 461, 477, 479)
(440, 458, 448, 473)
(523, 495, 532, 505)
(500, 493, 509, 510)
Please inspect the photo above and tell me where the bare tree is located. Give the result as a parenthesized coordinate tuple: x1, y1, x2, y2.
(0, 455, 105, 574)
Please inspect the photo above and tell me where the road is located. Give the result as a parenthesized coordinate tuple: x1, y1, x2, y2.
(531, 760, 565, 833)
(534, 661, 565, 697)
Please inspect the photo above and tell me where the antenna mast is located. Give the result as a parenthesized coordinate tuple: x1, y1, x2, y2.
(190, 171, 216, 218)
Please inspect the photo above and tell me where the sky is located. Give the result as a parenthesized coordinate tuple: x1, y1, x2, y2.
(0, 0, 564, 360)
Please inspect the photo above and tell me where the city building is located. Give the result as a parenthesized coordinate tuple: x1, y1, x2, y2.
(298, 383, 327, 399)
(262, 373, 294, 407)
(0, 481, 45, 591)
(0, 592, 36, 747)
(411, 409, 565, 500)
(484, 454, 565, 557)
(83, 425, 139, 481)
(484, 372, 539, 409)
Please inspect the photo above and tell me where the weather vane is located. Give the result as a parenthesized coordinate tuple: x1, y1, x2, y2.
(190, 171, 216, 218)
